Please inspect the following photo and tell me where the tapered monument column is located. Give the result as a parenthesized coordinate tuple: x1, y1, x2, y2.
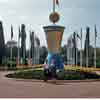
(43, 0, 65, 69)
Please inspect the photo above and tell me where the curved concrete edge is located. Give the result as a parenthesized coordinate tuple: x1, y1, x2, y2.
(4, 71, 100, 83)
(13, 79, 100, 83)
(5, 77, 100, 83)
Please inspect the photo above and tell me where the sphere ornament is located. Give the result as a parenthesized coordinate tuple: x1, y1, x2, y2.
(49, 12, 60, 23)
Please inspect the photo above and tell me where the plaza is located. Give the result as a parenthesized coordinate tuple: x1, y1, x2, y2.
(0, 71, 100, 98)
(0, 0, 100, 98)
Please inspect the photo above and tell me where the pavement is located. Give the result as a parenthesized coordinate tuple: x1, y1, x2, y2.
(0, 71, 100, 98)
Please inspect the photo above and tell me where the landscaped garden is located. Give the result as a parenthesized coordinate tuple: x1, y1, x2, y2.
(5, 66, 100, 80)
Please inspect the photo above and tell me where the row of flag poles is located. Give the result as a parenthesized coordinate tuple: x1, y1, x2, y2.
(10, 24, 98, 67)
(10, 25, 32, 66)
(10, 25, 21, 66)
(78, 25, 97, 68)
(10, 24, 40, 66)
(67, 25, 98, 68)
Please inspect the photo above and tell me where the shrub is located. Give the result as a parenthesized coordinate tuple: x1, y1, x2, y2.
(6, 69, 100, 80)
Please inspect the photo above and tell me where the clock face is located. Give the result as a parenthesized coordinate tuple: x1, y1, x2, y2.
(49, 12, 60, 23)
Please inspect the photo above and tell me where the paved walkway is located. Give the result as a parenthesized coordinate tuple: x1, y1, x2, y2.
(0, 71, 100, 98)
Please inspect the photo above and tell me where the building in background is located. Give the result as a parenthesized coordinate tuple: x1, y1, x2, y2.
(6, 40, 17, 48)
(5, 40, 17, 58)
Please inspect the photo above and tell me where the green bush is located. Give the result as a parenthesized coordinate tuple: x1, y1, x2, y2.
(6, 69, 100, 80)
(6, 70, 44, 79)
(57, 70, 84, 80)
(57, 70, 65, 80)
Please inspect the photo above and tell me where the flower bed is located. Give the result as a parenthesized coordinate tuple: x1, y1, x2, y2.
(6, 69, 100, 80)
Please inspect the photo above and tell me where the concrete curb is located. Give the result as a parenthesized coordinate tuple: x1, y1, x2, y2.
(7, 78, 100, 83)
(4, 71, 100, 83)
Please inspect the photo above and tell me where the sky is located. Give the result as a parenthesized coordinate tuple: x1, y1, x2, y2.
(0, 0, 100, 49)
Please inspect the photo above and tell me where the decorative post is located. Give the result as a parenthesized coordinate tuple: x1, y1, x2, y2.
(43, 0, 65, 69)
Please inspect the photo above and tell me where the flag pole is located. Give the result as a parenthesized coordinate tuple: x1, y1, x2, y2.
(86, 46, 88, 68)
(94, 25, 97, 68)
(18, 41, 20, 66)
(17, 26, 20, 66)
(76, 32, 78, 67)
(17, 37, 20, 65)
(10, 40, 12, 68)
(29, 31, 31, 66)
(32, 32, 34, 65)
(80, 28, 83, 67)
(86, 34, 89, 68)
(71, 35, 73, 67)
(10, 25, 13, 68)
(94, 35, 96, 68)
(53, 0, 55, 13)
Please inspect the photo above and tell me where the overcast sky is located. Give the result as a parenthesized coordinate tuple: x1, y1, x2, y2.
(0, 0, 100, 49)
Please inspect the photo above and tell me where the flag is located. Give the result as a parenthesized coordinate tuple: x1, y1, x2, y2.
(84, 27, 90, 66)
(56, 0, 59, 5)
(35, 36, 40, 46)
(11, 25, 13, 40)
(80, 28, 82, 40)
(73, 32, 77, 48)
(18, 26, 21, 39)
(30, 31, 32, 42)
(68, 35, 73, 47)
(84, 27, 90, 50)
(95, 24, 97, 38)
(72, 32, 77, 65)
(77, 33, 81, 40)
(18, 26, 21, 65)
